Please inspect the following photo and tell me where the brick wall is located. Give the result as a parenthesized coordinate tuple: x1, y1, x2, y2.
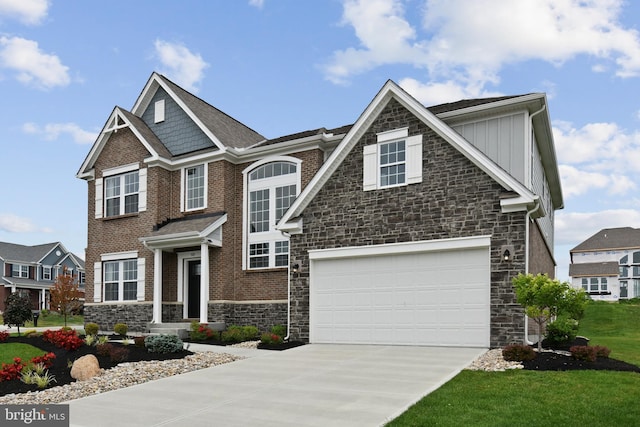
(289, 98, 528, 348)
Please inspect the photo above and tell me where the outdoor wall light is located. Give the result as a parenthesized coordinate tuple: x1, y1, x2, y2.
(501, 245, 514, 262)
(292, 263, 300, 273)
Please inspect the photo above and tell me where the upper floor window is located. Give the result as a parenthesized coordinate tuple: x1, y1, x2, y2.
(12, 264, 28, 278)
(363, 128, 423, 191)
(42, 266, 52, 281)
(105, 171, 139, 217)
(245, 160, 299, 269)
(183, 164, 206, 211)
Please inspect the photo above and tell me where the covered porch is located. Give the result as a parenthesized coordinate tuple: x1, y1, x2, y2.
(140, 212, 227, 325)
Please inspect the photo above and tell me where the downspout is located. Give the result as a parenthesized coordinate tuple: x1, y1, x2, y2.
(281, 231, 292, 341)
(524, 103, 546, 344)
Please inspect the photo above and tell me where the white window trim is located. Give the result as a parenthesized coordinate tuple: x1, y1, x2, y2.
(242, 156, 301, 270)
(181, 163, 208, 212)
(12, 264, 29, 278)
(363, 131, 422, 191)
(96, 164, 146, 219)
(42, 265, 52, 281)
(98, 252, 144, 303)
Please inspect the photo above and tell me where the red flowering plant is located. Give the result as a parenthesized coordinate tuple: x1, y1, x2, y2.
(42, 328, 84, 351)
(0, 358, 25, 382)
(0, 331, 9, 342)
(29, 352, 56, 369)
(189, 322, 216, 341)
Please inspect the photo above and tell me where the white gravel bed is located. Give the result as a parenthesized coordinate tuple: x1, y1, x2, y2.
(465, 348, 523, 371)
(0, 352, 242, 405)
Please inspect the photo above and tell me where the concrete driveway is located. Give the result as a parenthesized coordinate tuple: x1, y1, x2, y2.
(68, 344, 485, 427)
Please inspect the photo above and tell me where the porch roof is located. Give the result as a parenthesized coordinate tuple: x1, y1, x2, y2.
(140, 213, 227, 250)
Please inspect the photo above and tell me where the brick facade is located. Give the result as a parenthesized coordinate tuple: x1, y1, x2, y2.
(288, 98, 529, 348)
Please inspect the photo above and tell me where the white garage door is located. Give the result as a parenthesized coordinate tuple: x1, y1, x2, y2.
(309, 237, 490, 347)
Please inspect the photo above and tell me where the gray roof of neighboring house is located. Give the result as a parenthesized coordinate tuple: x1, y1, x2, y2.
(158, 75, 265, 150)
(150, 212, 226, 237)
(571, 227, 640, 252)
(0, 242, 58, 263)
(569, 262, 620, 277)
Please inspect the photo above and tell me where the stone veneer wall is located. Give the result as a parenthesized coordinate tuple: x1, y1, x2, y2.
(84, 303, 152, 332)
(289, 98, 528, 348)
(208, 302, 287, 331)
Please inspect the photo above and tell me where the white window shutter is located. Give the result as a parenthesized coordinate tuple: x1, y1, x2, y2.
(138, 168, 147, 212)
(95, 178, 103, 219)
(406, 135, 423, 184)
(363, 144, 378, 191)
(154, 100, 165, 123)
(93, 262, 102, 302)
(137, 257, 145, 301)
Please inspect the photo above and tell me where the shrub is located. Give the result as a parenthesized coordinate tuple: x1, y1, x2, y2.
(593, 345, 611, 358)
(270, 324, 286, 337)
(42, 329, 84, 351)
(190, 322, 216, 341)
(84, 322, 99, 336)
(29, 352, 56, 369)
(24, 330, 38, 337)
(545, 316, 579, 344)
(96, 343, 113, 357)
(570, 345, 597, 362)
(134, 336, 146, 348)
(260, 332, 284, 345)
(242, 325, 260, 340)
(114, 323, 128, 337)
(108, 346, 129, 362)
(0, 331, 8, 342)
(144, 334, 184, 354)
(221, 326, 245, 343)
(0, 358, 25, 382)
(502, 344, 536, 362)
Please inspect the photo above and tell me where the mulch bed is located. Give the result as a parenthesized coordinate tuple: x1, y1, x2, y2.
(521, 337, 640, 373)
(0, 334, 192, 396)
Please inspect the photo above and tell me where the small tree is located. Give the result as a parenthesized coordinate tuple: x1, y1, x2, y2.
(512, 273, 588, 351)
(49, 266, 82, 327)
(3, 293, 33, 336)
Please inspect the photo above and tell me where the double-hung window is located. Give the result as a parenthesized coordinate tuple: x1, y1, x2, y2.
(363, 127, 422, 191)
(183, 164, 206, 211)
(42, 266, 52, 281)
(104, 259, 138, 302)
(246, 161, 299, 269)
(105, 171, 139, 217)
(12, 264, 29, 278)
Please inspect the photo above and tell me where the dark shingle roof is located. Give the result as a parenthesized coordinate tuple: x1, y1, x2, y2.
(158, 75, 265, 150)
(571, 228, 640, 252)
(0, 242, 58, 263)
(150, 212, 226, 237)
(118, 109, 173, 159)
(427, 95, 525, 115)
(569, 262, 620, 277)
(260, 124, 353, 147)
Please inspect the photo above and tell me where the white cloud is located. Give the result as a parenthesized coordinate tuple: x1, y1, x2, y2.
(0, 213, 48, 233)
(325, 0, 640, 92)
(0, 36, 70, 89)
(0, 0, 49, 25)
(248, 0, 265, 8)
(555, 209, 640, 246)
(154, 40, 209, 93)
(22, 122, 96, 144)
(399, 77, 503, 105)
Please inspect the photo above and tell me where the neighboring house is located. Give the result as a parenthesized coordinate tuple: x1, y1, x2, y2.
(569, 227, 640, 301)
(77, 72, 562, 348)
(0, 241, 85, 312)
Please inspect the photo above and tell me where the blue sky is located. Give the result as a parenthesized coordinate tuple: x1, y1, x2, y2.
(1, 0, 639, 281)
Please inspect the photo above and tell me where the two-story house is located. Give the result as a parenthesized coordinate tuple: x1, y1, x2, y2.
(0, 241, 85, 312)
(77, 73, 562, 348)
(569, 227, 640, 301)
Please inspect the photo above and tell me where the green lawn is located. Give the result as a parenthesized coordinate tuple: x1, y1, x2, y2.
(0, 343, 48, 365)
(1, 312, 83, 328)
(388, 301, 640, 427)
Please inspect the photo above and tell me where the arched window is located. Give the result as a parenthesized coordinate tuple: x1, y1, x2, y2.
(246, 161, 299, 269)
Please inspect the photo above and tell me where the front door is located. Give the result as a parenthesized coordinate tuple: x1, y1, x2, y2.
(187, 260, 201, 319)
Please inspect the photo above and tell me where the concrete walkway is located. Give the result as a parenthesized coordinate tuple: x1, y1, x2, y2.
(67, 344, 485, 427)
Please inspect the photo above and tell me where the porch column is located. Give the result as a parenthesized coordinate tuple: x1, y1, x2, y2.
(153, 248, 162, 323)
(200, 242, 210, 324)
(40, 289, 45, 310)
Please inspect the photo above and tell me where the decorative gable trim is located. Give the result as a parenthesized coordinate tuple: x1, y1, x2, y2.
(277, 80, 539, 231)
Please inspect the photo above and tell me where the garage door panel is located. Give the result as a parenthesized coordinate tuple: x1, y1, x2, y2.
(310, 242, 490, 347)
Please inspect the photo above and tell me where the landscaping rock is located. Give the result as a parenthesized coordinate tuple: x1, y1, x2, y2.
(71, 355, 102, 381)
